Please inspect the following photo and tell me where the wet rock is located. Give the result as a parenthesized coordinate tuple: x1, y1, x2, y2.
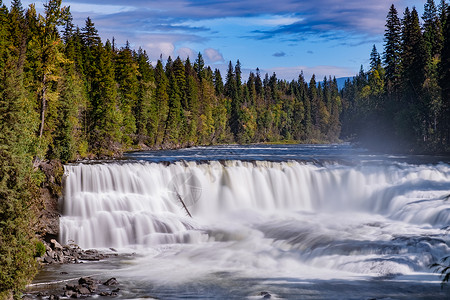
(78, 277, 98, 292)
(78, 277, 95, 285)
(103, 278, 119, 286)
(48, 295, 60, 300)
(77, 286, 90, 295)
(260, 291, 271, 299)
(50, 239, 63, 251)
(43, 255, 54, 264)
(64, 290, 76, 298)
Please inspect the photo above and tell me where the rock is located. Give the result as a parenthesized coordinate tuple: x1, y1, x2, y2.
(50, 239, 63, 251)
(78, 277, 98, 292)
(48, 295, 60, 300)
(65, 284, 76, 291)
(77, 286, 90, 295)
(78, 277, 95, 285)
(43, 255, 54, 264)
(64, 290, 76, 298)
(103, 278, 119, 286)
(260, 291, 271, 299)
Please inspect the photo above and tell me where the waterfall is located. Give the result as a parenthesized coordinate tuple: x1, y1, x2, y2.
(60, 160, 450, 249)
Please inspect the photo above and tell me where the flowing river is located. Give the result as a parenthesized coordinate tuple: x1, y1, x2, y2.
(35, 144, 450, 299)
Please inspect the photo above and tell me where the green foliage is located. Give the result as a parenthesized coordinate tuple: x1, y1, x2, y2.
(341, 2, 450, 153)
(35, 241, 46, 257)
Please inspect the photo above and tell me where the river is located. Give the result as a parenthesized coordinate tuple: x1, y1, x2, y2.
(33, 144, 450, 299)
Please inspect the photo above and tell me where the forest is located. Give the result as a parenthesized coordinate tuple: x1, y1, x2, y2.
(342, 1, 450, 153)
(0, 0, 449, 297)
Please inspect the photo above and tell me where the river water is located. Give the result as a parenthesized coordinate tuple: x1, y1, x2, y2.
(36, 144, 450, 299)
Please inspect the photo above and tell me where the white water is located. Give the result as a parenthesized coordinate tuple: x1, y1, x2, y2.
(59, 159, 450, 298)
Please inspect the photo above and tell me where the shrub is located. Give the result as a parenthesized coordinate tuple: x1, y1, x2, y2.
(35, 241, 46, 258)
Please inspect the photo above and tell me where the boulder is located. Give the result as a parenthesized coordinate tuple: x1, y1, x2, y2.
(76, 286, 90, 295)
(50, 239, 63, 251)
(103, 278, 119, 286)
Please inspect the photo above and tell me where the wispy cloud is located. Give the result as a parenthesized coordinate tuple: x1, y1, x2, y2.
(273, 52, 287, 57)
(204, 48, 224, 63)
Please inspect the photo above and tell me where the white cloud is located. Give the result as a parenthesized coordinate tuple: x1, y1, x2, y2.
(177, 47, 196, 60)
(203, 48, 224, 63)
(145, 42, 175, 60)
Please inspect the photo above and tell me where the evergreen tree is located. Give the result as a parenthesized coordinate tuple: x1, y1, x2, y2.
(194, 52, 204, 81)
(89, 44, 122, 154)
(213, 68, 224, 96)
(439, 0, 449, 32)
(172, 56, 186, 108)
(82, 17, 101, 47)
(115, 46, 139, 145)
(164, 72, 184, 144)
(370, 45, 382, 70)
(383, 4, 402, 90)
(0, 53, 39, 299)
(439, 5, 450, 145)
(423, 0, 443, 58)
(153, 60, 169, 145)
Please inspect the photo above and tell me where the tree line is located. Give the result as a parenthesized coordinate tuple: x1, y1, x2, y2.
(4, 0, 344, 163)
(341, 0, 450, 153)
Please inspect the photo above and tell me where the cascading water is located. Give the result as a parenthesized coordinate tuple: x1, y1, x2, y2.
(58, 146, 450, 299)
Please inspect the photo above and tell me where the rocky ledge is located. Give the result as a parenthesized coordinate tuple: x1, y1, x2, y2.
(37, 239, 118, 265)
(25, 276, 122, 299)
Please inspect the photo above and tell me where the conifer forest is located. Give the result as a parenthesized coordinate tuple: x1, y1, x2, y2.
(0, 0, 449, 297)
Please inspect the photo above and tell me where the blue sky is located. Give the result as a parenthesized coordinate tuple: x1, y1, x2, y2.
(4, 0, 427, 81)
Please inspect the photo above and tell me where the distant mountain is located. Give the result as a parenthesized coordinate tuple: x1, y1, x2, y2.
(335, 77, 352, 90)
(318, 77, 353, 90)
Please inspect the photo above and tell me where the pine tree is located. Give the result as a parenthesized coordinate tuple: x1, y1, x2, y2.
(115, 46, 139, 145)
(439, 0, 448, 31)
(154, 60, 169, 145)
(89, 44, 123, 154)
(0, 53, 39, 299)
(194, 52, 204, 81)
(383, 4, 402, 90)
(27, 0, 70, 158)
(423, 0, 443, 58)
(164, 71, 184, 145)
(439, 5, 450, 146)
(172, 56, 186, 108)
(370, 45, 382, 70)
(82, 17, 101, 48)
(213, 68, 224, 96)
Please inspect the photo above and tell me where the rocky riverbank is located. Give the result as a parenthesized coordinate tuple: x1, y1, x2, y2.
(24, 276, 122, 299)
(24, 239, 129, 299)
(37, 240, 118, 265)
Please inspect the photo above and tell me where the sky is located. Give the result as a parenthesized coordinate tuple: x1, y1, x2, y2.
(4, 0, 427, 81)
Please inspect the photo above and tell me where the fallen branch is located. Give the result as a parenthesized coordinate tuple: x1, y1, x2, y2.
(176, 191, 192, 218)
